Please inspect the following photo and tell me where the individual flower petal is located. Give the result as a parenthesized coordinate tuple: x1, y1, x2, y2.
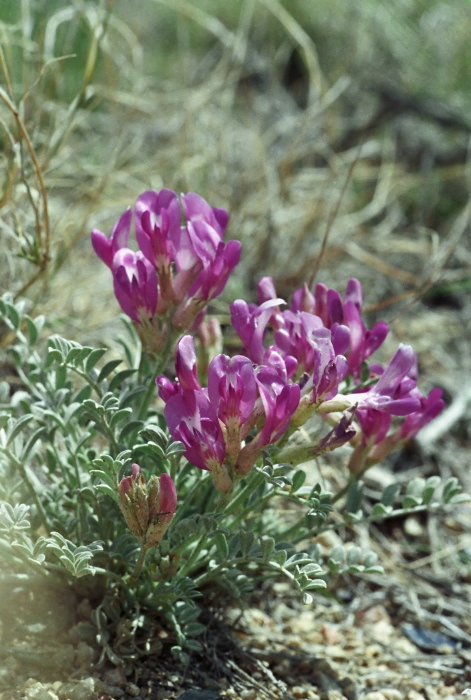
(91, 208, 132, 268)
(350, 345, 421, 415)
(231, 298, 285, 364)
(164, 389, 226, 472)
(400, 387, 445, 440)
(290, 283, 315, 313)
(208, 354, 257, 428)
(181, 192, 229, 237)
(344, 300, 389, 376)
(356, 408, 392, 446)
(156, 473, 177, 522)
(174, 335, 202, 391)
(257, 276, 278, 304)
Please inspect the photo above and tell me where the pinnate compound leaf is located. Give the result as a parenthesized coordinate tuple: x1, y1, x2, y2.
(0, 502, 31, 535)
(42, 532, 103, 577)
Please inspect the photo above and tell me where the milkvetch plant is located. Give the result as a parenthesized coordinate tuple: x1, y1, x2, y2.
(0, 189, 466, 664)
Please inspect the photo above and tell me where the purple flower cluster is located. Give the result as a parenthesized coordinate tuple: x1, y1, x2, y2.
(157, 336, 300, 491)
(92, 189, 241, 354)
(157, 276, 444, 487)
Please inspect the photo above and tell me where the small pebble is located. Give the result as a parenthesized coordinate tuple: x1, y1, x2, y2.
(103, 667, 127, 686)
(58, 678, 97, 700)
(24, 684, 59, 700)
(74, 641, 96, 667)
(239, 689, 258, 700)
(101, 685, 125, 698)
(292, 686, 318, 699)
(382, 690, 405, 700)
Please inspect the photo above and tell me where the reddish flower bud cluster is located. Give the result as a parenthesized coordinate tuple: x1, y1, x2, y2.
(117, 464, 177, 547)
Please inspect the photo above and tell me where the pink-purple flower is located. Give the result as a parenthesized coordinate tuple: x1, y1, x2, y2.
(229, 277, 443, 474)
(91, 189, 241, 354)
(156, 336, 301, 489)
(95, 190, 444, 484)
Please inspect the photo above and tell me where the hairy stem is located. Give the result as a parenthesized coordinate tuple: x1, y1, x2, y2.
(128, 542, 150, 586)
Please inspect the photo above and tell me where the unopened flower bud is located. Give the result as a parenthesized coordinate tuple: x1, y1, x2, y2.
(117, 465, 177, 547)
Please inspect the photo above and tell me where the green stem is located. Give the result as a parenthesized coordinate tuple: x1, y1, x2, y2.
(6, 449, 49, 532)
(137, 338, 175, 421)
(331, 467, 371, 506)
(292, 502, 439, 542)
(72, 457, 85, 542)
(170, 472, 213, 527)
(137, 331, 181, 420)
(224, 470, 264, 516)
(68, 364, 103, 399)
(128, 542, 150, 586)
(137, 371, 159, 422)
(278, 518, 307, 543)
(177, 532, 209, 579)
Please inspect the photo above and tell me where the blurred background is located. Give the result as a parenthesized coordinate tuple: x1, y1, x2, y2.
(1, 0, 470, 394)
